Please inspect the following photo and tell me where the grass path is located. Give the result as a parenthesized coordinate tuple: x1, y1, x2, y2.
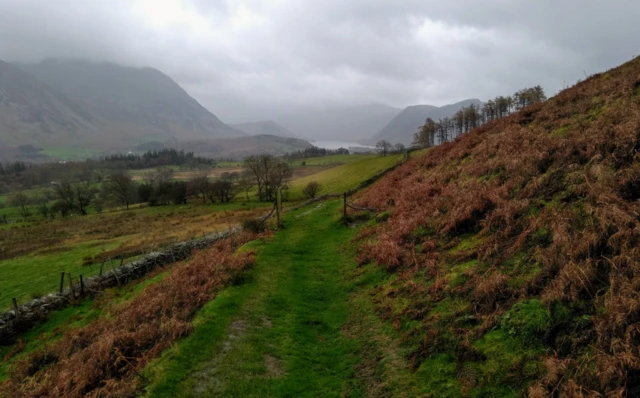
(142, 200, 425, 397)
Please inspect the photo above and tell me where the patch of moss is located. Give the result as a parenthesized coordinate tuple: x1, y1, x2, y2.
(471, 328, 543, 391)
(375, 211, 390, 223)
(550, 125, 570, 138)
(450, 234, 483, 253)
(530, 226, 553, 247)
(585, 104, 607, 121)
(501, 299, 551, 343)
(431, 297, 470, 316)
(414, 353, 461, 397)
(411, 225, 437, 239)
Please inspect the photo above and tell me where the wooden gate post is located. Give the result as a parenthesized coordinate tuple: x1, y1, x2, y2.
(68, 273, 75, 299)
(275, 190, 281, 229)
(343, 192, 347, 218)
(12, 298, 18, 316)
(59, 272, 66, 293)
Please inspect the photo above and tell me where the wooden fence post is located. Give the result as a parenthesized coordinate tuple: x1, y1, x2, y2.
(59, 272, 66, 293)
(12, 298, 18, 316)
(68, 273, 75, 299)
(80, 275, 84, 296)
(343, 192, 347, 218)
(275, 198, 280, 229)
(99, 259, 105, 276)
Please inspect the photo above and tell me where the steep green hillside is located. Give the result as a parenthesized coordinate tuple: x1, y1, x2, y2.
(355, 57, 640, 395)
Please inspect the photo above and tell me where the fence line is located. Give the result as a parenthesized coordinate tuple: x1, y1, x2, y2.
(1, 151, 415, 344)
(0, 228, 238, 344)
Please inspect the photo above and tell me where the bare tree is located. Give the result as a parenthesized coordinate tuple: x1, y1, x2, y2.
(376, 140, 393, 156)
(74, 181, 97, 215)
(303, 181, 322, 199)
(212, 180, 236, 203)
(394, 143, 406, 154)
(143, 167, 174, 187)
(9, 191, 30, 218)
(238, 171, 256, 202)
(103, 173, 136, 209)
(244, 155, 292, 201)
(187, 175, 212, 204)
(54, 182, 75, 214)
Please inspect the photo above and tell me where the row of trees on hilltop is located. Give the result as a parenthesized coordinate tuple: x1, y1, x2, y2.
(414, 86, 547, 148)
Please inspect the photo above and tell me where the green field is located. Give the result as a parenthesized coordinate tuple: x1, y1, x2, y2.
(289, 154, 403, 199)
(0, 153, 404, 310)
(288, 153, 376, 167)
(39, 146, 104, 161)
(0, 201, 268, 310)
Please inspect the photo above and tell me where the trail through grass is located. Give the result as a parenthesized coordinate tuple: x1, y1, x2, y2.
(142, 200, 425, 397)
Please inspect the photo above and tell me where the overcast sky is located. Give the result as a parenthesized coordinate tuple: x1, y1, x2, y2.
(1, 0, 639, 123)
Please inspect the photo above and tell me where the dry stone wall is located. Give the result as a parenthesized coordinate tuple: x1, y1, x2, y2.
(0, 228, 237, 345)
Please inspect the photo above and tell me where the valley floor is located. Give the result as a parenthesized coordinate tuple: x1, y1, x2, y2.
(141, 200, 425, 397)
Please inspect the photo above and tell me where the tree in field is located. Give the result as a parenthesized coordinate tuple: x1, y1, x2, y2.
(103, 173, 136, 209)
(54, 182, 75, 216)
(376, 140, 393, 156)
(212, 180, 235, 203)
(303, 181, 322, 199)
(74, 181, 97, 215)
(238, 171, 256, 202)
(244, 155, 292, 202)
(394, 143, 406, 154)
(143, 167, 174, 187)
(9, 191, 30, 218)
(187, 175, 213, 204)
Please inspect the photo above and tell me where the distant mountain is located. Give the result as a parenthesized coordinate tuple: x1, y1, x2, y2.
(0, 60, 98, 146)
(15, 58, 243, 145)
(178, 134, 312, 159)
(275, 103, 401, 142)
(230, 120, 297, 138)
(369, 99, 483, 145)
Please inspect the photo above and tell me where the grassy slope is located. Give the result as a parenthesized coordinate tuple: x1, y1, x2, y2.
(289, 154, 402, 199)
(142, 201, 426, 397)
(0, 270, 168, 382)
(354, 57, 640, 395)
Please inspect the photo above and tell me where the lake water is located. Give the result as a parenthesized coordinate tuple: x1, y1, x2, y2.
(311, 140, 374, 150)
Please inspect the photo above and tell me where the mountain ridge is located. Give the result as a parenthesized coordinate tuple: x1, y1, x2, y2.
(3, 58, 244, 148)
(230, 120, 298, 138)
(368, 98, 483, 145)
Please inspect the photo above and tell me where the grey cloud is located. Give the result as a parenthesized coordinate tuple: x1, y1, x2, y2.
(1, 0, 639, 124)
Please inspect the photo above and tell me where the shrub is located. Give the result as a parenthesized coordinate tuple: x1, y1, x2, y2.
(302, 181, 322, 199)
(243, 218, 266, 233)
